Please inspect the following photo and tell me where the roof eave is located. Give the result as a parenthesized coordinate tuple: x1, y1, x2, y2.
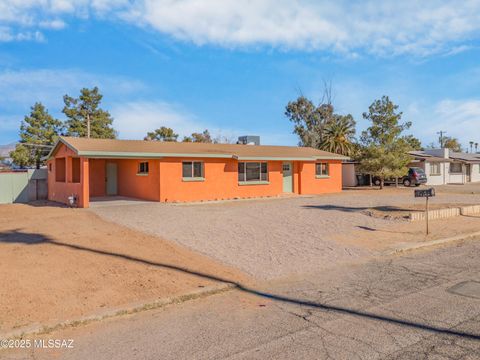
(45, 137, 80, 160)
(77, 151, 235, 159)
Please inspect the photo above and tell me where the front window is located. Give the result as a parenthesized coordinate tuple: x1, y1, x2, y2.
(430, 163, 441, 176)
(182, 161, 204, 178)
(238, 162, 268, 182)
(450, 163, 462, 174)
(315, 162, 329, 177)
(138, 161, 149, 174)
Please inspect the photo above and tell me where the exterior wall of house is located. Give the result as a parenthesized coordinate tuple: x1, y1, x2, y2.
(88, 158, 161, 200)
(298, 161, 342, 195)
(89, 159, 106, 197)
(471, 164, 480, 182)
(341, 163, 357, 187)
(156, 158, 342, 202)
(448, 162, 466, 184)
(158, 158, 283, 202)
(47, 144, 89, 207)
(422, 161, 449, 186)
(116, 159, 161, 201)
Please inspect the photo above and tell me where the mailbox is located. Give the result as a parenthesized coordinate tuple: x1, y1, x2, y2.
(414, 188, 435, 198)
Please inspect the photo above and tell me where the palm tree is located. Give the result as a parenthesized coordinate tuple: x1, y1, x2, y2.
(475, 143, 478, 153)
(318, 115, 356, 156)
(470, 141, 474, 153)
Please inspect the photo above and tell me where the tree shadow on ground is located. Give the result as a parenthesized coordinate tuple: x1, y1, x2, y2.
(1, 229, 479, 341)
(303, 204, 413, 213)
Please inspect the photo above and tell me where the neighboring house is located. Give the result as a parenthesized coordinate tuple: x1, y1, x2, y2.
(46, 137, 348, 208)
(409, 148, 480, 185)
(0, 142, 15, 169)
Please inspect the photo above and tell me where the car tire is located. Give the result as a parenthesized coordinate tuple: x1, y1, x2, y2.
(374, 179, 381, 186)
(403, 179, 411, 187)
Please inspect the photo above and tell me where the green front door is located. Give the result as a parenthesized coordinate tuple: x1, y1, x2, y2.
(106, 162, 118, 196)
(282, 162, 293, 193)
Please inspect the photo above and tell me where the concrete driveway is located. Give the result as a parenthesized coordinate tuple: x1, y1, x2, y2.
(90, 188, 480, 280)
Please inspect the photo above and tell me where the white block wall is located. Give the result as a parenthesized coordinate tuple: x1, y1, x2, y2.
(470, 164, 480, 182)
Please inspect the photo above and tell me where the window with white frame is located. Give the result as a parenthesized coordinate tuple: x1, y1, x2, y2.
(315, 162, 329, 177)
(450, 162, 463, 174)
(429, 162, 441, 176)
(182, 161, 204, 178)
(138, 161, 149, 174)
(238, 162, 268, 182)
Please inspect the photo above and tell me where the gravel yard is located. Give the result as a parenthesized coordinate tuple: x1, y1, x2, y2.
(91, 187, 480, 280)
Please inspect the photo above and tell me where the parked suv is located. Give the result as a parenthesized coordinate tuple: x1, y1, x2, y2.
(373, 167, 427, 187)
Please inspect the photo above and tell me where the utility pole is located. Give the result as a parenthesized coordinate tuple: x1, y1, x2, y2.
(437, 131, 446, 148)
(87, 113, 91, 139)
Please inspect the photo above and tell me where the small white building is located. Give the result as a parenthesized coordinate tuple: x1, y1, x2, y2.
(409, 149, 480, 185)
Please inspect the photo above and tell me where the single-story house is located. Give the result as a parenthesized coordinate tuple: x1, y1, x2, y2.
(409, 148, 480, 185)
(46, 137, 348, 208)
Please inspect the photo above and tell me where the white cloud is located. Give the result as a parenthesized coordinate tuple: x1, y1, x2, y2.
(111, 100, 290, 144)
(0, 68, 147, 143)
(433, 99, 480, 142)
(39, 19, 66, 29)
(1, 1, 480, 56)
(0, 68, 146, 109)
(111, 101, 207, 140)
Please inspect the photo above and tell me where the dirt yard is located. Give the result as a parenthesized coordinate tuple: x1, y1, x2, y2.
(0, 203, 248, 335)
(91, 186, 480, 280)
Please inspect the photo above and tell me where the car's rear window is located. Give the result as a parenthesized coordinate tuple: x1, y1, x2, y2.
(411, 168, 425, 174)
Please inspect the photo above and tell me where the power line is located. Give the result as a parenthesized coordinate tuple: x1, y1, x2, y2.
(436, 131, 447, 148)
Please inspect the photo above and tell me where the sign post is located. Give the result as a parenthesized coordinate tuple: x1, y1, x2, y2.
(414, 188, 435, 235)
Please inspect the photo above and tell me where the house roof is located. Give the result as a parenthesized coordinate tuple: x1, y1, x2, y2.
(450, 152, 480, 163)
(48, 137, 349, 161)
(408, 150, 480, 163)
(408, 152, 453, 163)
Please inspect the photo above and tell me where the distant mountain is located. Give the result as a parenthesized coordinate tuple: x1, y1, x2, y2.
(0, 143, 16, 158)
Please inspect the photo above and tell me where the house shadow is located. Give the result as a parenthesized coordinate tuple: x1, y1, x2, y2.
(1, 229, 479, 341)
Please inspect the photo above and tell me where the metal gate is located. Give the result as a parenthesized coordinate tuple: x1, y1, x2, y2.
(0, 169, 47, 204)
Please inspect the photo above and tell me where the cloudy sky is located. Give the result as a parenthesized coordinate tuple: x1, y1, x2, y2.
(1, 0, 480, 147)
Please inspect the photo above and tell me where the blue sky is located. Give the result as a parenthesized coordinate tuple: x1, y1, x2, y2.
(1, 1, 480, 148)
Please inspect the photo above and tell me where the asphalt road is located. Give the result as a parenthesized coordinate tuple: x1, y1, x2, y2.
(4, 240, 480, 359)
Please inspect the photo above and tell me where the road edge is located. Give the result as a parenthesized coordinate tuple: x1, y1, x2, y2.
(1, 283, 236, 341)
(390, 230, 480, 254)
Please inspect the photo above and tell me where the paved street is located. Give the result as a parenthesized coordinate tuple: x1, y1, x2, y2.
(4, 240, 480, 359)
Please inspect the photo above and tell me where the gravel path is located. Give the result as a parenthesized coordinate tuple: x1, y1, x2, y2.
(90, 188, 480, 280)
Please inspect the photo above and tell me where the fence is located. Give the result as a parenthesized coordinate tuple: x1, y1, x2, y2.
(409, 204, 480, 221)
(0, 169, 47, 204)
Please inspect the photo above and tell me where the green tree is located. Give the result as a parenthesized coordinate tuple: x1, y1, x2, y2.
(63, 87, 116, 139)
(185, 129, 213, 143)
(10, 102, 63, 169)
(442, 136, 462, 152)
(285, 96, 332, 148)
(144, 127, 178, 141)
(403, 135, 423, 151)
(357, 96, 414, 189)
(285, 95, 356, 154)
(318, 115, 356, 155)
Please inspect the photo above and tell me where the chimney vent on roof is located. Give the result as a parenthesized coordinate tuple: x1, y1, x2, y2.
(237, 135, 260, 145)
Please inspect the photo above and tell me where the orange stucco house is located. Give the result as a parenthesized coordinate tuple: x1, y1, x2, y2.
(46, 137, 348, 208)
